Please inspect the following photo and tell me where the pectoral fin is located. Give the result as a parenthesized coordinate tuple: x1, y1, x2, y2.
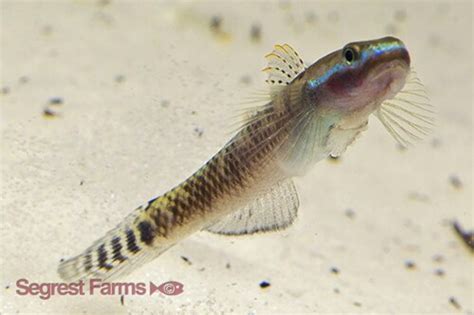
(205, 179, 299, 235)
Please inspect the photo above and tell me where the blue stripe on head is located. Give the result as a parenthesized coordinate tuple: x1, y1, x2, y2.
(307, 63, 345, 89)
(307, 39, 406, 90)
(361, 41, 404, 61)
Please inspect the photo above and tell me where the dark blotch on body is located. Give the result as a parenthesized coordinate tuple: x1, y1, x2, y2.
(137, 221, 155, 245)
(97, 244, 113, 270)
(111, 237, 127, 262)
(126, 229, 140, 253)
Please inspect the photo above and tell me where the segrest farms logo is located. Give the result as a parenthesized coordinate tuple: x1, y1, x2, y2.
(15, 278, 184, 300)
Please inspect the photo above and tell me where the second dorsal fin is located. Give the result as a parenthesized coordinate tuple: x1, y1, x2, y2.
(263, 44, 306, 86)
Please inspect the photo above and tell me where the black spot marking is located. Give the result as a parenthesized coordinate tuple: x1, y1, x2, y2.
(250, 23, 261, 42)
(449, 296, 461, 310)
(181, 183, 192, 195)
(111, 237, 127, 263)
(43, 108, 58, 118)
(1, 86, 10, 95)
(126, 229, 140, 253)
(137, 221, 155, 245)
(114, 74, 125, 83)
(49, 97, 63, 105)
(210, 15, 222, 31)
(405, 260, 416, 269)
(181, 256, 192, 265)
(170, 203, 180, 215)
(97, 244, 113, 270)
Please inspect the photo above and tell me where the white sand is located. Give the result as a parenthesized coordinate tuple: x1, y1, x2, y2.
(1, 1, 472, 314)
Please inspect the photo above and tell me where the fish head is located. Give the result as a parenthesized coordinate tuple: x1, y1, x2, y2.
(303, 36, 411, 121)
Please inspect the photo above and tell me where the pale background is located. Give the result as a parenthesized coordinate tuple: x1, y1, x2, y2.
(1, 0, 472, 314)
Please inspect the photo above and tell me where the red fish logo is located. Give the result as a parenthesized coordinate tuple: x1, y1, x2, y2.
(150, 281, 184, 296)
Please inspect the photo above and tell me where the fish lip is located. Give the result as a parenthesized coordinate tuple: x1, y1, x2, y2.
(368, 59, 409, 92)
(369, 59, 409, 82)
(367, 59, 409, 101)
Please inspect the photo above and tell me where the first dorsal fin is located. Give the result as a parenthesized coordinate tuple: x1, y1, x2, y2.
(263, 44, 306, 87)
(205, 179, 299, 235)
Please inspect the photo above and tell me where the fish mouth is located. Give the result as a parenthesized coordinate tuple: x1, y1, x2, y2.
(366, 41, 410, 84)
(368, 59, 410, 100)
(371, 58, 409, 80)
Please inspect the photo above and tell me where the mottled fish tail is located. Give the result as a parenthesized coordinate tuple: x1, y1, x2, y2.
(58, 200, 171, 282)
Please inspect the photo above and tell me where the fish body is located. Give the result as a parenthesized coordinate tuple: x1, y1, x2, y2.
(58, 37, 432, 282)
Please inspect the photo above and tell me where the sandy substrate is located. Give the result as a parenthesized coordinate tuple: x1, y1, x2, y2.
(1, 1, 472, 314)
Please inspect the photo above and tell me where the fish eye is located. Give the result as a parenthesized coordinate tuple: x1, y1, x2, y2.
(343, 46, 358, 63)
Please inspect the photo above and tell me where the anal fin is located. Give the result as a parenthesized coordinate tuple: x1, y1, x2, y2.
(205, 179, 299, 235)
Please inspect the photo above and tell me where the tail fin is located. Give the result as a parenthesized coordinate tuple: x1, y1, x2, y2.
(58, 204, 170, 282)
